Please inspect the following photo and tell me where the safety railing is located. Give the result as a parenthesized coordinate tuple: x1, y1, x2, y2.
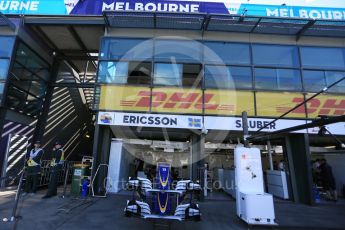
(38, 160, 78, 187)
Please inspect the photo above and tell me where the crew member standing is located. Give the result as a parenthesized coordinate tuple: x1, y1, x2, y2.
(23, 141, 44, 195)
(319, 159, 337, 201)
(42, 141, 64, 199)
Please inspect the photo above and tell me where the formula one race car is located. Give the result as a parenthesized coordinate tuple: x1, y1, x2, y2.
(124, 162, 201, 221)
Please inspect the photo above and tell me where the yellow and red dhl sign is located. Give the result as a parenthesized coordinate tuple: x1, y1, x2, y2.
(99, 86, 254, 115)
(256, 92, 345, 118)
(100, 86, 345, 117)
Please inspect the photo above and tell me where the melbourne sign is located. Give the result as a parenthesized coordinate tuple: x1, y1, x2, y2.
(2, 0, 345, 20)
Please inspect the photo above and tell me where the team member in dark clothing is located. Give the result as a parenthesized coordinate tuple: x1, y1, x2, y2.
(319, 159, 337, 201)
(23, 141, 44, 195)
(42, 141, 64, 199)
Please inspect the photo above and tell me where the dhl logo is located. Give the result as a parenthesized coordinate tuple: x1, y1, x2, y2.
(120, 91, 235, 111)
(276, 97, 345, 116)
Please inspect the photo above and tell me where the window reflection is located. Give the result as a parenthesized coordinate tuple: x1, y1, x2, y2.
(300, 47, 345, 70)
(101, 38, 153, 60)
(326, 71, 345, 93)
(154, 63, 202, 87)
(155, 40, 202, 63)
(0, 83, 4, 103)
(98, 61, 128, 83)
(0, 37, 15, 57)
(204, 42, 250, 65)
(205, 65, 252, 89)
(0, 59, 10, 80)
(252, 44, 299, 67)
(154, 63, 182, 86)
(6, 43, 50, 117)
(255, 68, 301, 91)
(303, 70, 326, 92)
(303, 70, 345, 93)
(97, 38, 345, 95)
(98, 61, 151, 84)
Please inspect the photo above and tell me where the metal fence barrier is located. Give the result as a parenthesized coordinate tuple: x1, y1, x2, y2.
(37, 160, 78, 187)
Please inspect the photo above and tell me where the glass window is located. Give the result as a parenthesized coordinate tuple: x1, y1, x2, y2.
(0, 36, 15, 57)
(11, 79, 31, 92)
(28, 81, 46, 98)
(154, 63, 202, 87)
(255, 68, 276, 89)
(154, 63, 182, 86)
(182, 64, 202, 87)
(154, 40, 202, 63)
(0, 59, 10, 80)
(127, 62, 151, 85)
(255, 68, 301, 91)
(6, 85, 28, 109)
(252, 44, 299, 67)
(6, 42, 49, 117)
(205, 65, 252, 89)
(98, 61, 128, 83)
(325, 71, 345, 93)
(11, 64, 32, 80)
(23, 97, 43, 117)
(204, 42, 250, 65)
(303, 70, 326, 92)
(277, 69, 302, 91)
(0, 82, 4, 103)
(300, 47, 345, 69)
(100, 38, 153, 60)
(16, 44, 49, 69)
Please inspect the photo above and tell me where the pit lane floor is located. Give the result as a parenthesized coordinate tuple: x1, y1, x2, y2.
(0, 188, 344, 230)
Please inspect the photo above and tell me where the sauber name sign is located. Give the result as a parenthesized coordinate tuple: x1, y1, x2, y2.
(2, 0, 345, 21)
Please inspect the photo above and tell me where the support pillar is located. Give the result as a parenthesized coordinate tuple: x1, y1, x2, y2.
(285, 134, 314, 205)
(267, 140, 273, 170)
(190, 133, 205, 199)
(91, 124, 112, 195)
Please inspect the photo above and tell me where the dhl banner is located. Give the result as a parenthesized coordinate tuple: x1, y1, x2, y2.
(99, 85, 150, 112)
(100, 85, 254, 115)
(151, 88, 202, 114)
(304, 94, 345, 118)
(204, 89, 254, 116)
(256, 92, 345, 118)
(100, 85, 345, 118)
(256, 92, 307, 118)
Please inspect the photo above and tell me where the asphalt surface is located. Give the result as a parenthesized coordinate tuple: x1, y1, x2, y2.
(0, 188, 344, 230)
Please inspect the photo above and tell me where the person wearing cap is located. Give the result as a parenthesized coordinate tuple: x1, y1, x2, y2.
(23, 141, 44, 196)
(42, 141, 64, 199)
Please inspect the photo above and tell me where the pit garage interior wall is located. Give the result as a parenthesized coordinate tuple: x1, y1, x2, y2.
(108, 140, 135, 193)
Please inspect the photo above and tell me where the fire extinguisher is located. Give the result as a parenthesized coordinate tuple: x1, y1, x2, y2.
(81, 178, 89, 198)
